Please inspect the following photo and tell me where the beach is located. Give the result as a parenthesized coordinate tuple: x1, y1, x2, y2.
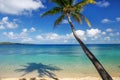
(0, 44, 120, 80)
(1, 77, 120, 80)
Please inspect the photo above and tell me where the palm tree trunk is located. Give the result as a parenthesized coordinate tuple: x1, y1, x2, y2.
(67, 16, 113, 80)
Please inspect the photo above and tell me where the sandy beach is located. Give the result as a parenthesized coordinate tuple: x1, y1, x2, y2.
(1, 77, 120, 80)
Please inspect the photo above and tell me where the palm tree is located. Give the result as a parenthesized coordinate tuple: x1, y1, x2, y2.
(41, 0, 113, 80)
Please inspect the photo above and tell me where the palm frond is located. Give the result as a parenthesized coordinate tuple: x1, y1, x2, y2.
(50, 0, 65, 7)
(69, 0, 74, 5)
(73, 0, 96, 9)
(84, 16, 91, 27)
(71, 13, 82, 24)
(50, 0, 74, 7)
(78, 13, 92, 27)
(86, 0, 96, 4)
(41, 7, 62, 17)
(54, 14, 65, 28)
(74, 0, 86, 8)
(62, 0, 74, 6)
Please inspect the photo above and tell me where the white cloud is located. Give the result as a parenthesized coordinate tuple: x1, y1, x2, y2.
(0, 0, 44, 15)
(101, 17, 120, 23)
(63, 40, 68, 43)
(3, 31, 27, 39)
(75, 30, 86, 40)
(109, 33, 114, 36)
(97, 0, 110, 8)
(101, 18, 111, 23)
(45, 33, 60, 40)
(30, 27, 36, 32)
(36, 28, 103, 44)
(0, 16, 18, 29)
(116, 17, 120, 22)
(2, 26, 118, 44)
(22, 37, 33, 42)
(36, 35, 43, 40)
(22, 28, 28, 33)
(102, 32, 106, 35)
(3, 27, 35, 42)
(22, 27, 36, 33)
(62, 20, 68, 24)
(86, 28, 101, 39)
(106, 28, 112, 32)
(104, 37, 110, 41)
(39, 33, 62, 40)
(0, 25, 5, 29)
(36, 33, 68, 44)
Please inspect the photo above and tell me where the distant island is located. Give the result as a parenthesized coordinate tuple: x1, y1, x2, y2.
(0, 42, 23, 45)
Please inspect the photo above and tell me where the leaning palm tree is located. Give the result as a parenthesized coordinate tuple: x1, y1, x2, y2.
(41, 0, 113, 80)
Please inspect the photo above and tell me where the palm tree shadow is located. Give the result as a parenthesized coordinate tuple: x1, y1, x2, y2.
(16, 63, 61, 79)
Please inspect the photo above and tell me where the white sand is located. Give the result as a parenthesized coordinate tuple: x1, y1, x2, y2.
(1, 77, 120, 80)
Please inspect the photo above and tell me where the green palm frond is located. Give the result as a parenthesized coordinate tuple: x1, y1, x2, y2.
(84, 16, 91, 28)
(50, 0, 74, 7)
(73, 0, 96, 9)
(50, 0, 65, 7)
(41, 0, 94, 28)
(62, 0, 74, 6)
(78, 13, 92, 27)
(74, 0, 86, 8)
(41, 7, 62, 17)
(71, 13, 82, 24)
(69, 0, 74, 5)
(54, 14, 65, 28)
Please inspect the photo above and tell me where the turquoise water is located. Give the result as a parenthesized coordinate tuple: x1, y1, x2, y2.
(0, 44, 120, 78)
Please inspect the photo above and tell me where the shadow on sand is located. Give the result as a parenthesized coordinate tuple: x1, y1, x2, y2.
(16, 63, 61, 80)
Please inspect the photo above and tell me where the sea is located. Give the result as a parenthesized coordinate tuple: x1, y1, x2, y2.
(0, 44, 120, 78)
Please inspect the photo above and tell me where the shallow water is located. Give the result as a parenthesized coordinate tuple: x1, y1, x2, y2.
(0, 44, 120, 78)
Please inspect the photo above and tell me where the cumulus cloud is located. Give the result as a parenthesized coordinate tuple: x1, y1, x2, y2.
(101, 18, 111, 23)
(3, 31, 27, 39)
(0, 0, 44, 15)
(104, 37, 110, 41)
(36, 30, 86, 42)
(36, 35, 43, 40)
(36, 33, 68, 44)
(21, 27, 36, 33)
(30, 27, 36, 32)
(0, 16, 18, 29)
(86, 28, 101, 39)
(116, 17, 120, 22)
(36, 33, 64, 41)
(75, 30, 86, 40)
(101, 17, 120, 23)
(3, 27, 36, 42)
(35, 28, 103, 44)
(106, 28, 112, 32)
(22, 28, 28, 33)
(109, 33, 114, 36)
(22, 37, 33, 42)
(0, 25, 5, 29)
(97, 0, 110, 8)
(102, 32, 106, 35)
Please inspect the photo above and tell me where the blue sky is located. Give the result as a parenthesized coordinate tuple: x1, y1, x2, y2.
(0, 0, 120, 44)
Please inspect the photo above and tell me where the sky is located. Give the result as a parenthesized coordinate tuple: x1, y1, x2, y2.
(0, 0, 120, 44)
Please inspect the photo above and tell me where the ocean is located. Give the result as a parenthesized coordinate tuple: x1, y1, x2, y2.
(0, 44, 120, 78)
